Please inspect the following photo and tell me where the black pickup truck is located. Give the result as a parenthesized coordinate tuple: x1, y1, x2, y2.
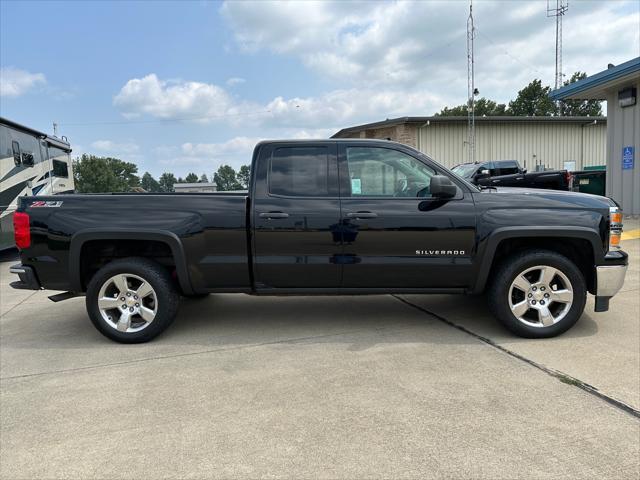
(452, 160, 571, 190)
(10, 140, 627, 343)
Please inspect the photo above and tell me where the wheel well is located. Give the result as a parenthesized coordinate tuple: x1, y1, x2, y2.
(79, 239, 177, 290)
(487, 237, 596, 293)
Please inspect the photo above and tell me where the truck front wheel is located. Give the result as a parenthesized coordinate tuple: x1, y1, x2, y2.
(86, 258, 180, 343)
(488, 249, 587, 338)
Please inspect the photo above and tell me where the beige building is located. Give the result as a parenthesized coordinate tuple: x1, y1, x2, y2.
(332, 116, 607, 172)
(173, 182, 217, 193)
(551, 57, 640, 215)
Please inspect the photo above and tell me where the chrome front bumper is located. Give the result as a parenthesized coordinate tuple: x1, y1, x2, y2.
(596, 264, 628, 297)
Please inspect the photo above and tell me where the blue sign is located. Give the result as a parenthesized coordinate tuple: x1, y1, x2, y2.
(622, 146, 634, 170)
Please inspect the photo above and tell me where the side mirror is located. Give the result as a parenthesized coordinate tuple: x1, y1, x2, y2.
(474, 171, 490, 184)
(430, 175, 457, 198)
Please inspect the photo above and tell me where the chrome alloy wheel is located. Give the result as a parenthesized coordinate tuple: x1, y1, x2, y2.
(97, 273, 158, 333)
(508, 265, 574, 328)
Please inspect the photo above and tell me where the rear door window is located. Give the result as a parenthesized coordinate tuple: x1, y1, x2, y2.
(269, 146, 335, 197)
(498, 161, 519, 175)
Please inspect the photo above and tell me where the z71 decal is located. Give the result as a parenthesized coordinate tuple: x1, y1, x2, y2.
(31, 201, 63, 208)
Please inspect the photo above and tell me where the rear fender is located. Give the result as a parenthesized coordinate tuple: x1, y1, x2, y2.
(68, 229, 194, 294)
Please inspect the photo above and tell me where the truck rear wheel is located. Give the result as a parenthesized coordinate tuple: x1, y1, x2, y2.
(487, 249, 587, 338)
(86, 257, 180, 343)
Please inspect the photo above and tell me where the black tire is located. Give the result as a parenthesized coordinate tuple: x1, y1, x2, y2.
(86, 257, 180, 343)
(487, 249, 587, 338)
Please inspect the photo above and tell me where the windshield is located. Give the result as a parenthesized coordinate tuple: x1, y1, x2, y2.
(451, 164, 478, 178)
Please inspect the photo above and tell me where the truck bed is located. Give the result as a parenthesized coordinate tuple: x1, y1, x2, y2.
(18, 193, 251, 293)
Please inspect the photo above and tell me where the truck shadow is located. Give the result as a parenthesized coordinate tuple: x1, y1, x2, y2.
(0, 293, 598, 357)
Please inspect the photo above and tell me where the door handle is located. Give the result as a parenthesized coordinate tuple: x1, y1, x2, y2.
(259, 212, 290, 219)
(346, 211, 378, 219)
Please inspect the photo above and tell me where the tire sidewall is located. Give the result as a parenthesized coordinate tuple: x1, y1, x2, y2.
(492, 252, 587, 338)
(86, 258, 178, 343)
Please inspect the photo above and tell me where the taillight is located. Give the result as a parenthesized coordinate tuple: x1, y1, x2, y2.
(13, 212, 30, 249)
(609, 206, 623, 251)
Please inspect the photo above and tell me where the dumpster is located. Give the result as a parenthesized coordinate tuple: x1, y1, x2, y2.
(571, 165, 606, 196)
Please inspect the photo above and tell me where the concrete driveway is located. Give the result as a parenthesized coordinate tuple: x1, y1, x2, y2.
(1, 234, 638, 479)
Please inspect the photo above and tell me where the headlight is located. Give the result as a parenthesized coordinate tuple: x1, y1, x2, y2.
(609, 206, 623, 251)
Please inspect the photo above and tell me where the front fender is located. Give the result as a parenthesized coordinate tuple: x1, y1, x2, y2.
(471, 226, 604, 294)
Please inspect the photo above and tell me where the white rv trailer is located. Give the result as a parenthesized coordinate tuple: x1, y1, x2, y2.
(0, 117, 74, 250)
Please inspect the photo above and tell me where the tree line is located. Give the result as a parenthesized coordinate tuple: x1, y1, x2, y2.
(437, 72, 602, 117)
(73, 156, 251, 194)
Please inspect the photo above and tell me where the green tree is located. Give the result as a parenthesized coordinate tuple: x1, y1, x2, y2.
(508, 79, 557, 116)
(141, 172, 161, 192)
(199, 173, 209, 183)
(158, 172, 177, 192)
(185, 172, 199, 183)
(214, 165, 241, 191)
(437, 97, 507, 116)
(236, 165, 250, 189)
(73, 154, 140, 193)
(558, 72, 603, 116)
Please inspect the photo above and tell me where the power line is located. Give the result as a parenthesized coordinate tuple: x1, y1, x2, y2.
(57, 108, 281, 127)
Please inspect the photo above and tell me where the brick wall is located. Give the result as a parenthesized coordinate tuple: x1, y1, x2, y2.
(361, 124, 418, 148)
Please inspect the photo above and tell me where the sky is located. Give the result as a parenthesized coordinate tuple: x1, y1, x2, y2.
(1, 0, 638, 178)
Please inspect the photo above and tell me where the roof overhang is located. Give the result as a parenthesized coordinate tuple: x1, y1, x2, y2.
(331, 116, 607, 138)
(550, 57, 640, 101)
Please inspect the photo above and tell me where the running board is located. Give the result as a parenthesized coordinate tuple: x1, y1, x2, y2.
(48, 291, 80, 303)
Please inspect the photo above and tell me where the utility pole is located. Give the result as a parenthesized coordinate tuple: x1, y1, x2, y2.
(467, 0, 477, 163)
(53, 122, 58, 137)
(547, 0, 569, 114)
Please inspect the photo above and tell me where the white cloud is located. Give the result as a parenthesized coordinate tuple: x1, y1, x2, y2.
(226, 77, 246, 86)
(114, 73, 444, 130)
(181, 137, 258, 158)
(221, 0, 640, 104)
(90, 140, 140, 155)
(153, 137, 261, 170)
(112, 1, 638, 139)
(0, 67, 46, 97)
(113, 73, 234, 120)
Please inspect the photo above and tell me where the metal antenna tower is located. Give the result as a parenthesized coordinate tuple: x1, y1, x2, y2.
(467, 0, 477, 163)
(547, 1, 569, 97)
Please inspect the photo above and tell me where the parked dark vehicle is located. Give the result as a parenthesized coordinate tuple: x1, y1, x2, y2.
(452, 160, 571, 190)
(10, 140, 627, 343)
